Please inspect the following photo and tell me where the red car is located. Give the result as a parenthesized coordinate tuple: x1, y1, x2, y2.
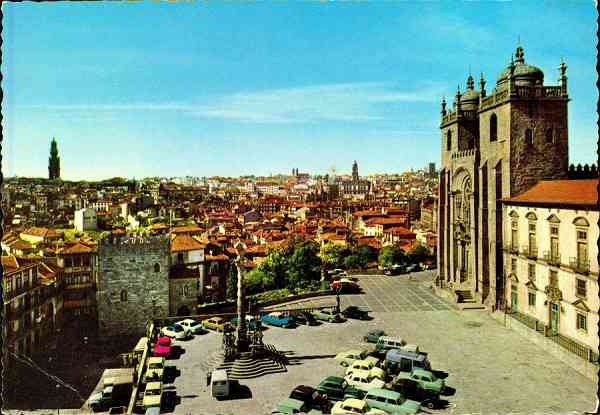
(153, 336, 172, 358)
(331, 278, 360, 293)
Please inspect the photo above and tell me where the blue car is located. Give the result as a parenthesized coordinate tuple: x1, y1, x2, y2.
(261, 312, 295, 328)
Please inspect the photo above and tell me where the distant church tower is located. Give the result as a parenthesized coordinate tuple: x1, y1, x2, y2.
(48, 137, 61, 180)
(352, 160, 359, 182)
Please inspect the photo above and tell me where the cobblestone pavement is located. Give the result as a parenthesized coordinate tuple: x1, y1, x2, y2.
(160, 271, 596, 415)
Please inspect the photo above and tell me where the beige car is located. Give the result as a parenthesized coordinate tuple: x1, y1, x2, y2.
(334, 349, 372, 367)
(345, 359, 386, 380)
(144, 357, 165, 383)
(344, 369, 385, 392)
(331, 398, 388, 415)
(142, 381, 163, 409)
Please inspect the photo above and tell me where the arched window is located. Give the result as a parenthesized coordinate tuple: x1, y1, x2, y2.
(153, 263, 161, 273)
(490, 114, 498, 141)
(545, 128, 554, 143)
(446, 130, 452, 151)
(525, 129, 533, 146)
(120, 290, 128, 302)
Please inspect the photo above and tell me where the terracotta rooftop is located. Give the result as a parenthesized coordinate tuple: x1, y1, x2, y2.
(503, 179, 599, 207)
(59, 241, 95, 255)
(171, 225, 203, 234)
(2, 255, 20, 273)
(21, 227, 63, 238)
(170, 234, 204, 253)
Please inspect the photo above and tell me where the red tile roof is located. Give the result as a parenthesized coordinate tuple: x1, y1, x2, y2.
(170, 234, 204, 253)
(2, 255, 19, 273)
(59, 241, 95, 255)
(383, 226, 415, 238)
(504, 179, 598, 207)
(21, 227, 63, 238)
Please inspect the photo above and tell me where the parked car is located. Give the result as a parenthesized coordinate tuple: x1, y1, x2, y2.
(288, 385, 331, 412)
(211, 369, 231, 399)
(203, 317, 234, 332)
(160, 324, 191, 340)
(385, 349, 432, 375)
(331, 398, 387, 415)
(108, 407, 127, 415)
(344, 369, 386, 392)
(345, 359, 385, 380)
(261, 312, 295, 328)
(231, 315, 261, 330)
(384, 264, 406, 276)
(89, 377, 132, 413)
(342, 305, 371, 320)
(292, 310, 318, 326)
(316, 376, 365, 401)
(384, 377, 440, 409)
(142, 381, 162, 410)
(375, 336, 407, 353)
(313, 308, 344, 323)
(363, 329, 386, 344)
(405, 264, 421, 273)
(335, 349, 374, 367)
(153, 336, 172, 358)
(364, 388, 420, 414)
(272, 398, 309, 414)
(143, 357, 165, 383)
(331, 278, 360, 293)
(175, 318, 208, 335)
(394, 368, 445, 396)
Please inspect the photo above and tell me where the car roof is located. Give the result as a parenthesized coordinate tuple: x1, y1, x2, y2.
(146, 381, 162, 389)
(278, 398, 305, 410)
(387, 349, 426, 361)
(379, 336, 405, 343)
(147, 357, 164, 364)
(366, 388, 401, 399)
(343, 398, 366, 409)
(348, 369, 371, 377)
(412, 368, 433, 376)
(181, 318, 196, 324)
(293, 385, 315, 394)
(157, 336, 171, 342)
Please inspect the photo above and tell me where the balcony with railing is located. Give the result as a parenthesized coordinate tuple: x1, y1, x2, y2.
(503, 243, 520, 255)
(569, 257, 590, 275)
(543, 251, 561, 267)
(521, 245, 538, 259)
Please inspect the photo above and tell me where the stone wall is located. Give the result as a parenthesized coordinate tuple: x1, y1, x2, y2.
(510, 99, 569, 197)
(97, 235, 170, 336)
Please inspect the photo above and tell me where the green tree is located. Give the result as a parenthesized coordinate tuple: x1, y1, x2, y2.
(244, 269, 269, 295)
(343, 254, 362, 270)
(378, 245, 406, 269)
(408, 243, 430, 264)
(320, 243, 349, 269)
(258, 248, 289, 289)
(287, 241, 322, 289)
(352, 244, 377, 269)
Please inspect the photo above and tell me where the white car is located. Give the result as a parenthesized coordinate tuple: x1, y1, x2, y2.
(160, 324, 191, 340)
(345, 360, 386, 380)
(331, 398, 388, 415)
(175, 319, 206, 334)
(344, 369, 385, 392)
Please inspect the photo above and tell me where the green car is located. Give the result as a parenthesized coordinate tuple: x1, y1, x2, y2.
(364, 388, 420, 414)
(363, 329, 386, 343)
(316, 376, 365, 401)
(395, 368, 445, 395)
(272, 398, 308, 414)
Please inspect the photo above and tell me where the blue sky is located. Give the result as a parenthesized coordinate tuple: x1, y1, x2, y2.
(2, 1, 597, 180)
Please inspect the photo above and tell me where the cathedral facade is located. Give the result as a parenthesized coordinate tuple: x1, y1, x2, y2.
(437, 45, 570, 307)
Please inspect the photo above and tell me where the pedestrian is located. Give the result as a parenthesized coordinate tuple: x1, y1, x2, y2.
(206, 371, 212, 386)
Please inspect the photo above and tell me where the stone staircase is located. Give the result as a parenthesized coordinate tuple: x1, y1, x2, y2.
(215, 344, 288, 380)
(455, 290, 486, 310)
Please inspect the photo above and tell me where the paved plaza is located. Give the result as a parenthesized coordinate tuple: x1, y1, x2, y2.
(88, 272, 597, 415)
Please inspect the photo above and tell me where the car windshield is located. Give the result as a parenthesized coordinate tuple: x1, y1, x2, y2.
(172, 325, 182, 332)
(146, 389, 160, 395)
(158, 341, 169, 347)
(360, 351, 368, 359)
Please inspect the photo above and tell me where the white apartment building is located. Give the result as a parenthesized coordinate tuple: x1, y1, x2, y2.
(502, 179, 598, 353)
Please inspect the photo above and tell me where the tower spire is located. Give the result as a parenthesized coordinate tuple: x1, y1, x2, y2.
(48, 137, 61, 180)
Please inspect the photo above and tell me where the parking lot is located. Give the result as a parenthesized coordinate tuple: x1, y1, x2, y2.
(152, 272, 596, 414)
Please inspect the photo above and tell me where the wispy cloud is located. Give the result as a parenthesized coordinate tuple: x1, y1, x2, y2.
(22, 81, 445, 124)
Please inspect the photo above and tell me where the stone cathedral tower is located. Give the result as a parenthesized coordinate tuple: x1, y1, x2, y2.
(48, 137, 61, 180)
(437, 45, 569, 308)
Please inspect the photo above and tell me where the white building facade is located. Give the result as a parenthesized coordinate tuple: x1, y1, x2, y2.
(502, 179, 598, 354)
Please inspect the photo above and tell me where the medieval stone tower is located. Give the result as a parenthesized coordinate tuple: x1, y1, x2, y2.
(97, 234, 170, 336)
(437, 45, 569, 307)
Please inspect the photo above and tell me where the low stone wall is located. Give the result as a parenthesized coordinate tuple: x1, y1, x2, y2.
(490, 311, 598, 382)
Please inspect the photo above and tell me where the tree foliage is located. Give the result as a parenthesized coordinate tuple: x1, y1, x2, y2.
(378, 245, 406, 268)
(287, 241, 322, 288)
(258, 248, 289, 289)
(320, 243, 349, 269)
(408, 243, 430, 263)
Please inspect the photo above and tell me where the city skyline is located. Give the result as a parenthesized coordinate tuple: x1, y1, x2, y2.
(3, 1, 597, 180)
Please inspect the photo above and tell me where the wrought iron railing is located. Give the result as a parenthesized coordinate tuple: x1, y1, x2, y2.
(521, 245, 538, 259)
(569, 257, 590, 274)
(543, 251, 561, 266)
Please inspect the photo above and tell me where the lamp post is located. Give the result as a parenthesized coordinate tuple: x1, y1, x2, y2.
(234, 240, 249, 354)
